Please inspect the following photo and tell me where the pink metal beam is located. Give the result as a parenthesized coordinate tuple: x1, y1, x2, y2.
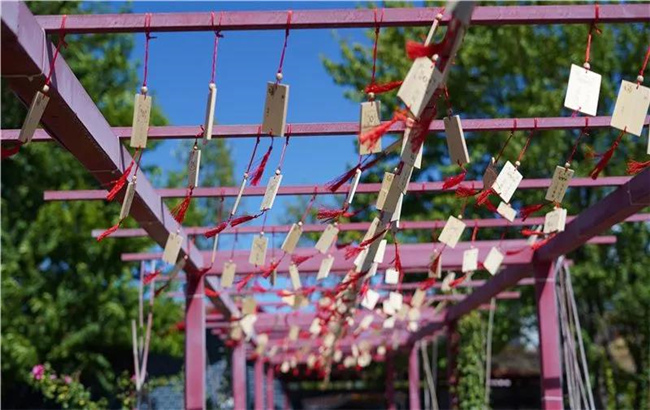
(45, 176, 633, 202)
(232, 342, 247, 410)
(386, 350, 396, 410)
(254, 356, 264, 410)
(5, 115, 648, 143)
(93, 213, 649, 238)
(33, 5, 650, 34)
(266, 365, 275, 410)
(409, 343, 421, 410)
(185, 275, 205, 410)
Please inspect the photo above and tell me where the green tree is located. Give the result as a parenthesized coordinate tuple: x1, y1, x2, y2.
(323, 1, 649, 407)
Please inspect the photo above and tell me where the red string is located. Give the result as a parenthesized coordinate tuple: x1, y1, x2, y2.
(584, 4, 601, 65)
(230, 230, 238, 260)
(246, 127, 263, 175)
(276, 125, 292, 172)
(566, 117, 589, 165)
(369, 8, 385, 87)
(495, 119, 517, 163)
(276, 10, 293, 81)
(471, 222, 479, 243)
(639, 44, 650, 85)
(210, 12, 224, 84)
(516, 118, 538, 164)
(300, 187, 318, 223)
(443, 86, 453, 116)
(142, 13, 155, 89)
(44, 15, 67, 86)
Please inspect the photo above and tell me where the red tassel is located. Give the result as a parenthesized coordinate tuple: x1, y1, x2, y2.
(251, 283, 268, 294)
(394, 241, 403, 280)
(205, 288, 220, 298)
(443, 170, 467, 190)
(505, 246, 528, 256)
(475, 188, 493, 207)
(450, 274, 467, 288)
(359, 228, 387, 248)
(106, 157, 135, 201)
(521, 228, 545, 237)
(317, 207, 346, 221)
(344, 245, 364, 260)
(455, 184, 476, 198)
(97, 220, 121, 242)
(143, 270, 161, 285)
(359, 111, 407, 149)
(291, 254, 314, 266)
(1, 144, 21, 160)
(626, 159, 650, 175)
(589, 130, 625, 180)
(230, 213, 260, 228)
(335, 241, 351, 250)
(171, 188, 193, 224)
(236, 273, 255, 292)
(484, 199, 498, 213)
(364, 80, 403, 94)
(583, 144, 599, 160)
(205, 221, 228, 238)
(250, 143, 273, 186)
(419, 277, 437, 291)
(405, 40, 435, 59)
(261, 259, 282, 279)
(326, 165, 360, 192)
(359, 281, 369, 299)
(520, 203, 546, 221)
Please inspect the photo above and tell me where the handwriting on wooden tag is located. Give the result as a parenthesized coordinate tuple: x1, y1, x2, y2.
(373, 240, 387, 263)
(411, 289, 426, 308)
(385, 267, 399, 284)
(346, 168, 362, 205)
(130, 93, 152, 148)
(546, 165, 574, 203)
(444, 115, 471, 165)
(289, 325, 300, 341)
(203, 85, 217, 142)
(376, 172, 396, 210)
(221, 261, 236, 288)
(317, 255, 335, 280)
(429, 249, 442, 278)
(361, 289, 380, 310)
(543, 207, 567, 234)
(483, 162, 498, 189)
(398, 57, 443, 118)
(188, 149, 201, 188)
(281, 223, 302, 254)
(563, 64, 602, 116)
(401, 127, 423, 168)
(462, 248, 479, 273)
(497, 201, 517, 222)
(493, 161, 523, 203)
(162, 232, 183, 264)
(262, 82, 289, 137)
(439, 215, 466, 248)
(242, 297, 257, 316)
(359, 101, 382, 155)
(260, 173, 282, 211)
(19, 91, 49, 144)
(483, 247, 504, 275)
(315, 223, 339, 254)
(289, 263, 301, 290)
(119, 181, 136, 220)
(611, 80, 650, 137)
(249, 234, 268, 266)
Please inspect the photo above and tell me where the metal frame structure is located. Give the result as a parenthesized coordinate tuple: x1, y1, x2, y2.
(2, 2, 649, 410)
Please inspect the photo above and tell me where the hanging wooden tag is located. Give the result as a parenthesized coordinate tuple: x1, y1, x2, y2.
(398, 58, 444, 118)
(497, 201, 517, 222)
(444, 115, 471, 165)
(323, 333, 336, 348)
(315, 223, 339, 254)
(408, 321, 419, 332)
(249, 234, 268, 266)
(221, 261, 236, 288)
(309, 318, 321, 335)
(351, 344, 360, 358)
(280, 361, 290, 373)
(483, 247, 504, 275)
(354, 248, 369, 272)
(408, 307, 421, 322)
(362, 217, 382, 243)
(543, 207, 568, 234)
(411, 288, 426, 308)
(401, 127, 423, 169)
(441, 272, 456, 293)
(359, 101, 382, 155)
(333, 350, 343, 362)
(383, 316, 396, 329)
(396, 163, 414, 194)
(260, 173, 282, 211)
(203, 84, 217, 142)
(611, 80, 650, 137)
(188, 149, 202, 188)
(546, 165, 574, 203)
(268, 346, 278, 358)
(376, 172, 396, 210)
(385, 267, 399, 284)
(255, 334, 268, 356)
(130, 93, 152, 149)
(242, 297, 257, 316)
(462, 248, 479, 273)
(397, 304, 409, 321)
(493, 161, 523, 203)
(373, 240, 388, 263)
(483, 161, 498, 189)
(262, 82, 289, 137)
(389, 292, 403, 312)
(289, 263, 301, 290)
(366, 262, 379, 278)
(231, 177, 247, 216)
(343, 356, 357, 368)
(383, 299, 396, 316)
(379, 181, 403, 214)
(307, 354, 317, 368)
(162, 232, 183, 264)
(18, 90, 50, 144)
(240, 314, 257, 339)
(281, 223, 303, 254)
(230, 325, 243, 341)
(346, 168, 363, 205)
(281, 293, 296, 307)
(428, 249, 442, 278)
(439, 215, 467, 248)
(119, 181, 136, 220)
(289, 325, 300, 341)
(359, 315, 374, 330)
(317, 255, 334, 280)
(391, 194, 404, 227)
(564, 64, 602, 116)
(361, 288, 380, 310)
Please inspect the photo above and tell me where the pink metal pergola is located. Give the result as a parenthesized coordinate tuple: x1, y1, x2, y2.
(2, 2, 649, 410)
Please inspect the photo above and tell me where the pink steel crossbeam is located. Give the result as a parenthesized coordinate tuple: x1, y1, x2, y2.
(33, 4, 650, 34)
(3, 115, 648, 142)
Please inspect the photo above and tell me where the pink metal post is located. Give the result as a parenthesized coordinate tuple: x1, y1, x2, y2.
(386, 349, 396, 410)
(185, 274, 205, 410)
(409, 343, 421, 410)
(266, 364, 275, 410)
(232, 342, 247, 410)
(447, 321, 460, 410)
(534, 261, 563, 410)
(254, 356, 264, 410)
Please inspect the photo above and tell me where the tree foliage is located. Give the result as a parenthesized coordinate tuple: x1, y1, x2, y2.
(322, 1, 650, 407)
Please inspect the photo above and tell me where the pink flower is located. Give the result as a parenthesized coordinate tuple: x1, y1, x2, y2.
(64, 376, 72, 384)
(31, 364, 45, 380)
(50, 374, 57, 380)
